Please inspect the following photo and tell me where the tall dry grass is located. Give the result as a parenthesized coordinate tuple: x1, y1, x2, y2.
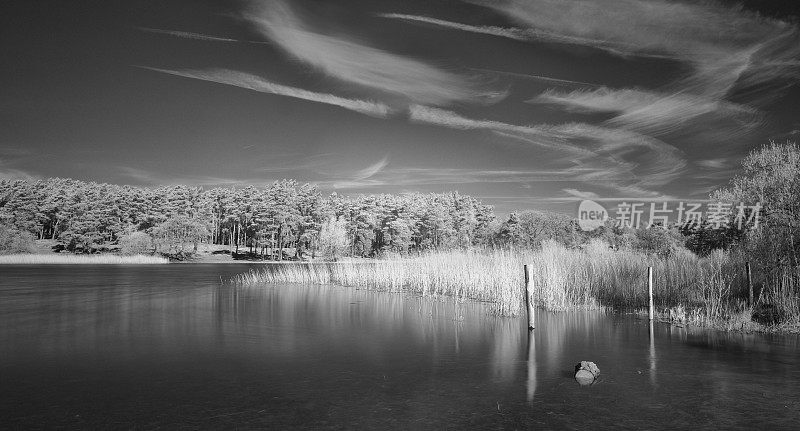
(237, 249, 527, 315)
(235, 239, 798, 326)
(235, 240, 709, 315)
(0, 253, 169, 264)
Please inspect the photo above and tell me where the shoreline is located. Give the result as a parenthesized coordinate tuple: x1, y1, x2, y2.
(1, 248, 377, 264)
(0, 253, 168, 264)
(632, 310, 800, 336)
(4, 251, 799, 335)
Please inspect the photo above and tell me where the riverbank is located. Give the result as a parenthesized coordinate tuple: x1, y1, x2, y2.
(0, 254, 168, 264)
(3, 240, 264, 264)
(640, 307, 800, 334)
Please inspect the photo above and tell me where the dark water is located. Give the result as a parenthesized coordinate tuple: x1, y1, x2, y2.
(1, 265, 798, 429)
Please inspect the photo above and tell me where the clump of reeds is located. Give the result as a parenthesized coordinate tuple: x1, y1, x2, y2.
(0, 253, 169, 264)
(236, 250, 528, 315)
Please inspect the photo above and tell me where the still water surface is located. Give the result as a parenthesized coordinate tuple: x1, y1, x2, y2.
(1, 265, 799, 429)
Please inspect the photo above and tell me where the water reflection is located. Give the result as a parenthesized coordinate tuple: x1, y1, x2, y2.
(1, 265, 799, 429)
(489, 318, 521, 384)
(649, 320, 656, 387)
(526, 331, 537, 403)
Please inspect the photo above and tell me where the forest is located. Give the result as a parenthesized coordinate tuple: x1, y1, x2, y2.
(0, 178, 496, 259)
(0, 176, 732, 260)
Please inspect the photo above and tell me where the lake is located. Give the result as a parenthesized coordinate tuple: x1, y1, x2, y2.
(1, 264, 798, 429)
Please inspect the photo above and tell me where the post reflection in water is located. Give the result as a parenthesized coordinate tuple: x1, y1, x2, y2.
(649, 320, 656, 387)
(526, 330, 537, 403)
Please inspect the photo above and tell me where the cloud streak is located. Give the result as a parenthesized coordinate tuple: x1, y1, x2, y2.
(409, 105, 682, 159)
(119, 166, 253, 187)
(533, 87, 762, 135)
(378, 12, 665, 59)
(408, 105, 687, 195)
(138, 66, 392, 118)
(138, 27, 262, 43)
(245, 1, 504, 106)
(378, 13, 529, 42)
(331, 156, 391, 189)
(353, 156, 389, 181)
(467, 67, 598, 87)
(324, 167, 567, 190)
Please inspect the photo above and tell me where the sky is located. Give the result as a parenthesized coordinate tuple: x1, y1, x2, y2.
(2, 0, 800, 215)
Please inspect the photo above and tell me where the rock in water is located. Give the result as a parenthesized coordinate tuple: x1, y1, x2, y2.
(575, 361, 600, 386)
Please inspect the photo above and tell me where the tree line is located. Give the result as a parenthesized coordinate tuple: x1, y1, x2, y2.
(0, 178, 506, 258)
(0, 165, 768, 260)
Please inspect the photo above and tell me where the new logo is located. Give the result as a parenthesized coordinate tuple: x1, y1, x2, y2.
(578, 200, 607, 231)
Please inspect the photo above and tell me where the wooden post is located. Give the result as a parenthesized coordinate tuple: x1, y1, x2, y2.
(648, 266, 654, 321)
(524, 264, 535, 330)
(746, 262, 753, 307)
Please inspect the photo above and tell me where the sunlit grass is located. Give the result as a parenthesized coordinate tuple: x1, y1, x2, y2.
(236, 250, 527, 315)
(234, 240, 800, 329)
(0, 253, 169, 264)
(237, 241, 708, 315)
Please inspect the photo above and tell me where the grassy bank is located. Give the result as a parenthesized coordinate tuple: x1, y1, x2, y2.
(0, 254, 169, 264)
(235, 240, 800, 332)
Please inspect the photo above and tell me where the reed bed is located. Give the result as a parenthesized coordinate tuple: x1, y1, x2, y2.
(0, 253, 169, 264)
(235, 240, 799, 327)
(237, 250, 526, 315)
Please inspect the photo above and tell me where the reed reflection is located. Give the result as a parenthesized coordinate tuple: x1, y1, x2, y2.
(221, 283, 499, 365)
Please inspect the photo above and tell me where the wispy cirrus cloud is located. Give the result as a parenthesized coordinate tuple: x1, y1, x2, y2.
(384, 2, 798, 99)
(467, 67, 598, 87)
(395, 167, 564, 184)
(377, 12, 665, 59)
(696, 158, 731, 170)
(382, 1, 797, 150)
(119, 166, 253, 187)
(331, 156, 390, 189)
(377, 13, 529, 42)
(137, 27, 268, 44)
(137, 66, 392, 118)
(562, 187, 678, 201)
(325, 167, 566, 190)
(409, 105, 683, 163)
(533, 87, 762, 135)
(353, 156, 389, 182)
(474, 0, 799, 98)
(563, 188, 599, 200)
(325, 164, 676, 201)
(407, 105, 686, 196)
(245, 1, 504, 106)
